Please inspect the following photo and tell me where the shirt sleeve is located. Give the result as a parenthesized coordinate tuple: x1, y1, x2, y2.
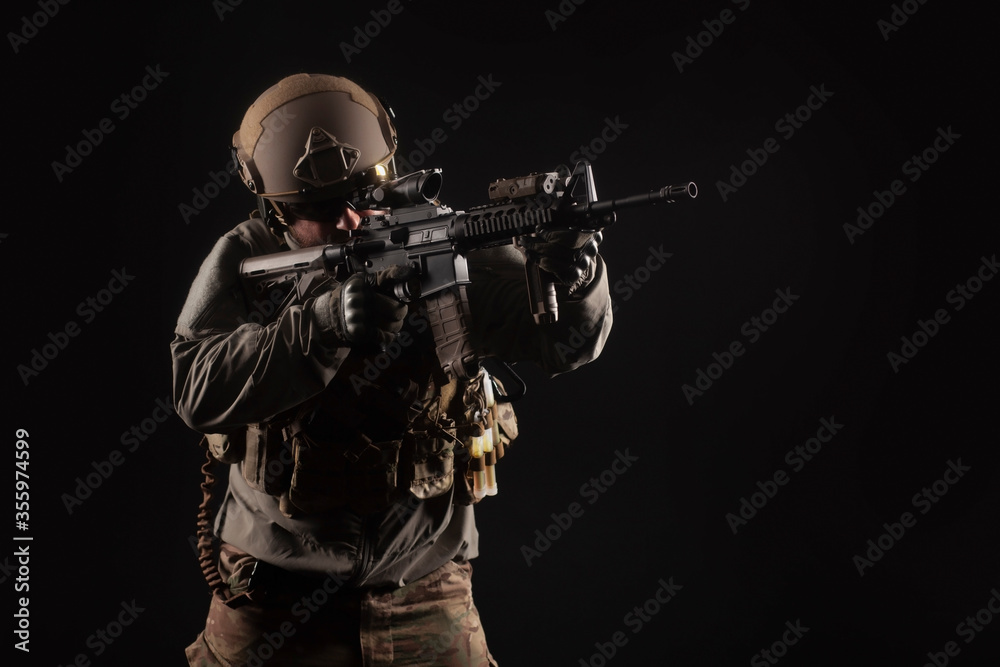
(170, 223, 351, 433)
(465, 244, 613, 375)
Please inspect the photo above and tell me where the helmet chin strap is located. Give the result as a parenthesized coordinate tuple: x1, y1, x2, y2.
(257, 196, 287, 239)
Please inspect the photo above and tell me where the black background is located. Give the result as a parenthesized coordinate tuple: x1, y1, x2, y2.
(4, 0, 997, 665)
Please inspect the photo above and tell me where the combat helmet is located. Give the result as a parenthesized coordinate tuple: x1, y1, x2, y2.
(231, 73, 398, 230)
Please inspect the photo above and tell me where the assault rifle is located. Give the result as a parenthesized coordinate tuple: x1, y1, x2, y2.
(240, 160, 696, 383)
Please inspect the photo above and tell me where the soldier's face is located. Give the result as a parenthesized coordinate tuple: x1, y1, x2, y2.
(285, 199, 376, 247)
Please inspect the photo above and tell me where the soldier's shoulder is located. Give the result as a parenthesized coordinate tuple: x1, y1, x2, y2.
(224, 217, 284, 254)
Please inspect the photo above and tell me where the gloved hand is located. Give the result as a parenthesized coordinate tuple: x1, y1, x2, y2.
(522, 229, 603, 295)
(327, 265, 419, 347)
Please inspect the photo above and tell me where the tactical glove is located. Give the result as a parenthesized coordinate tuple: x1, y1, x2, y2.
(324, 265, 418, 347)
(522, 230, 603, 295)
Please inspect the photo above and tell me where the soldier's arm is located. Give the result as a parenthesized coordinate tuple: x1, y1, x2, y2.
(170, 223, 352, 433)
(466, 244, 613, 375)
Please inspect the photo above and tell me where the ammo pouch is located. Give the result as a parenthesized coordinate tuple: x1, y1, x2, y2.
(205, 431, 246, 465)
(283, 425, 462, 516)
(241, 422, 293, 496)
(214, 370, 519, 517)
(286, 429, 402, 516)
(204, 424, 292, 495)
(407, 424, 458, 501)
(448, 370, 519, 506)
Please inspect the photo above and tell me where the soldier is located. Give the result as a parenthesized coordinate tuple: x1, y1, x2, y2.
(172, 73, 612, 665)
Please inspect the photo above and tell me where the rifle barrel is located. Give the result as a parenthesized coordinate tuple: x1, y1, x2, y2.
(587, 182, 697, 215)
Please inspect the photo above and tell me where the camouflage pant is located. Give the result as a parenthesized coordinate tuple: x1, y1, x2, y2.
(185, 545, 498, 666)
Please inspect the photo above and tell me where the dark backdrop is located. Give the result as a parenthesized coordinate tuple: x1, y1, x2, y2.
(5, 0, 997, 665)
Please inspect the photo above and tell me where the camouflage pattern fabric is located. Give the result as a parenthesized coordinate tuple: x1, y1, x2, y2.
(185, 545, 498, 666)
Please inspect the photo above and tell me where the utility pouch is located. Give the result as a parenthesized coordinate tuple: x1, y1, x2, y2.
(287, 430, 350, 514)
(452, 428, 481, 507)
(345, 438, 402, 516)
(206, 431, 246, 464)
(451, 369, 519, 506)
(241, 422, 291, 495)
(408, 428, 457, 501)
(287, 431, 402, 516)
(490, 376, 519, 445)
